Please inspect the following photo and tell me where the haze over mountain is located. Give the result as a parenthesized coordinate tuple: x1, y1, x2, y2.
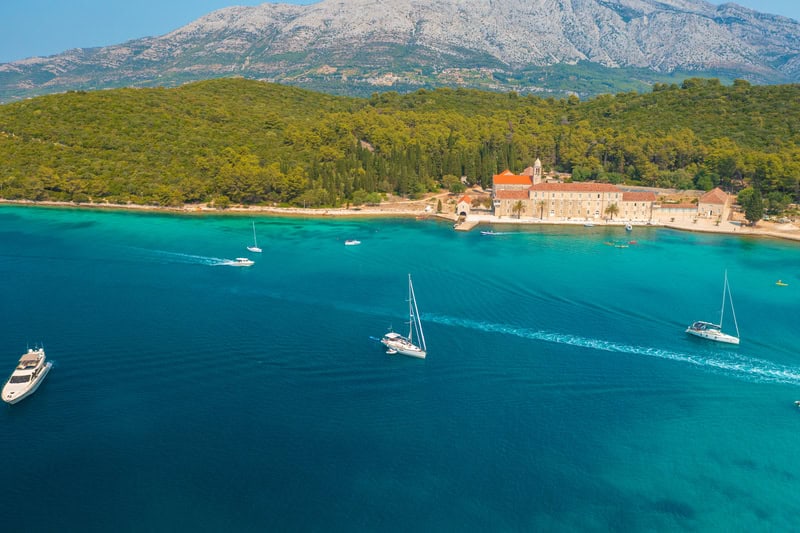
(1, 0, 799, 101)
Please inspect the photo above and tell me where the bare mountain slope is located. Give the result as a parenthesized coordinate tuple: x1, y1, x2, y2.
(2, 0, 798, 101)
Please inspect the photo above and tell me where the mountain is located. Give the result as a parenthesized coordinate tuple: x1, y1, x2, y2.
(2, 0, 799, 102)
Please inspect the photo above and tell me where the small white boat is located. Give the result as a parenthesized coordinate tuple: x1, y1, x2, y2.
(686, 270, 740, 345)
(231, 257, 254, 267)
(625, 223, 633, 231)
(584, 222, 594, 227)
(381, 274, 427, 359)
(344, 240, 361, 246)
(247, 222, 262, 253)
(3, 347, 52, 404)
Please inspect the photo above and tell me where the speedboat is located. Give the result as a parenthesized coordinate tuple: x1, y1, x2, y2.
(231, 257, 254, 266)
(685, 321, 740, 345)
(3, 347, 52, 404)
(344, 240, 361, 246)
(776, 280, 788, 287)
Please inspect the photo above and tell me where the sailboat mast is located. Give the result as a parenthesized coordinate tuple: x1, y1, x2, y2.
(408, 275, 427, 351)
(252, 222, 258, 248)
(727, 273, 740, 337)
(407, 274, 414, 343)
(719, 270, 727, 328)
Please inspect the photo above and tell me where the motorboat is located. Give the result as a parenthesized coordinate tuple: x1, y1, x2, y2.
(3, 347, 52, 404)
(625, 223, 633, 231)
(231, 257, 254, 266)
(381, 274, 427, 359)
(686, 271, 740, 345)
(344, 240, 361, 246)
(776, 280, 788, 287)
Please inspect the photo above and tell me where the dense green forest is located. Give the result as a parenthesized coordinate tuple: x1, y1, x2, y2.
(0, 77, 798, 210)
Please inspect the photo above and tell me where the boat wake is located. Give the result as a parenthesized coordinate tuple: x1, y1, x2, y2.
(134, 249, 233, 266)
(426, 314, 800, 386)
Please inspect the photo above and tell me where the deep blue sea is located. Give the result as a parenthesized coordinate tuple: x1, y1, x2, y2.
(2, 205, 799, 531)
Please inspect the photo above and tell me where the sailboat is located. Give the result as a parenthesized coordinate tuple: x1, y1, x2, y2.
(686, 270, 740, 345)
(381, 274, 427, 358)
(247, 222, 262, 253)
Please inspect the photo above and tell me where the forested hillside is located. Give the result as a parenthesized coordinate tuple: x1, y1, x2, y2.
(0, 78, 798, 209)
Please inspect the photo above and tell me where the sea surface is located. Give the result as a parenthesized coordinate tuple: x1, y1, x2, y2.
(1, 205, 799, 532)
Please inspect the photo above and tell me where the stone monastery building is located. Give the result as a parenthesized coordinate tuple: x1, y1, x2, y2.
(491, 160, 731, 223)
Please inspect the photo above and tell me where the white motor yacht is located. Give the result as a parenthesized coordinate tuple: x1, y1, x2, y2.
(231, 257, 254, 266)
(3, 347, 52, 404)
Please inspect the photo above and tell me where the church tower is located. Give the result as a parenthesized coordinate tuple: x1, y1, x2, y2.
(533, 158, 542, 185)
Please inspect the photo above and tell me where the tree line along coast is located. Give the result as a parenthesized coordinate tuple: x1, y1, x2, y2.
(0, 77, 797, 226)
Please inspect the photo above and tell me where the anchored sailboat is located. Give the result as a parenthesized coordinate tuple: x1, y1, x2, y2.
(247, 222, 262, 253)
(381, 274, 427, 358)
(686, 270, 740, 345)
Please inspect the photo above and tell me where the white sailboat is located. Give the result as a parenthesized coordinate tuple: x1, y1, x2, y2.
(247, 222, 262, 253)
(381, 274, 427, 358)
(686, 270, 740, 345)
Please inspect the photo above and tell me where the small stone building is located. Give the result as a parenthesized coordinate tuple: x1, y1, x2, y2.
(457, 195, 472, 217)
(697, 187, 729, 219)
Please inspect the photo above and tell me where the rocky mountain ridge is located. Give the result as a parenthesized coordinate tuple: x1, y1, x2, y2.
(1, 0, 799, 101)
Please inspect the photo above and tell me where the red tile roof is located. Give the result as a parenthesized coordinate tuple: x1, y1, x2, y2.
(530, 182, 621, 192)
(622, 192, 657, 202)
(458, 195, 472, 204)
(493, 170, 532, 186)
(494, 190, 530, 200)
(699, 187, 728, 205)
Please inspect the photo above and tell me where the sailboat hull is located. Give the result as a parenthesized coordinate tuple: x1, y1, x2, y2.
(381, 333, 426, 359)
(685, 327, 740, 345)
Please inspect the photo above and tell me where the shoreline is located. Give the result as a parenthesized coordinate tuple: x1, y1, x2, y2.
(2, 198, 799, 243)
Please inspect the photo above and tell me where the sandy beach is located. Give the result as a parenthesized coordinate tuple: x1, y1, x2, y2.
(2, 194, 799, 243)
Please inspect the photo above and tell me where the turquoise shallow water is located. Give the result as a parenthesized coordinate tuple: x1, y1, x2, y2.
(1, 205, 799, 531)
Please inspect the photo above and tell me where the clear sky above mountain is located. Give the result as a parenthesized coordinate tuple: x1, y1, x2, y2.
(0, 0, 797, 64)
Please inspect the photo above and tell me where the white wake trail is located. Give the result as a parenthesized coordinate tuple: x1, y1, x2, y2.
(426, 314, 800, 386)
